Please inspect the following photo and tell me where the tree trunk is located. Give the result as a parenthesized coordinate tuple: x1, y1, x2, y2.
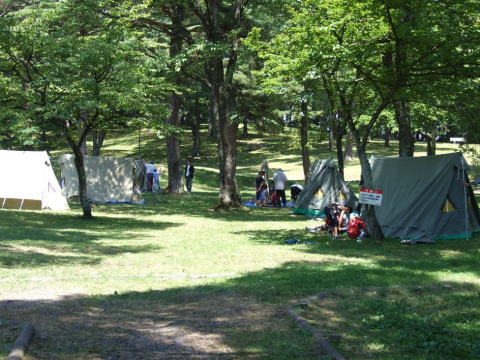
(424, 132, 437, 156)
(355, 141, 384, 241)
(208, 57, 241, 208)
(191, 113, 201, 158)
(395, 100, 414, 157)
(78, 127, 87, 155)
(91, 129, 106, 156)
(335, 129, 345, 178)
(194, 0, 244, 209)
(346, 100, 389, 241)
(242, 118, 248, 136)
(344, 131, 354, 162)
(165, 91, 183, 193)
(300, 100, 311, 182)
(41, 130, 48, 150)
(72, 145, 92, 218)
(384, 126, 391, 148)
(165, 4, 185, 194)
(65, 126, 92, 218)
(431, 132, 437, 155)
(207, 96, 217, 138)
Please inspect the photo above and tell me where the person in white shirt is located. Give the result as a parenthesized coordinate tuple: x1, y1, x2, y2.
(145, 161, 155, 192)
(273, 168, 288, 207)
(290, 183, 304, 202)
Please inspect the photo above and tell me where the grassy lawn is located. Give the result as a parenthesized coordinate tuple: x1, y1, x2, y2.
(299, 283, 480, 359)
(1, 130, 479, 359)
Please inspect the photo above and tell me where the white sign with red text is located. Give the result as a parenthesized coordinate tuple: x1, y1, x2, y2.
(359, 187, 384, 206)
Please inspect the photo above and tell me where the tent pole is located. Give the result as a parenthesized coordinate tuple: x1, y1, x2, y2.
(138, 129, 141, 158)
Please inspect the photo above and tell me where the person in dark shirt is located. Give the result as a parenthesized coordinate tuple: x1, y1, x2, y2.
(184, 159, 195, 193)
(255, 171, 266, 207)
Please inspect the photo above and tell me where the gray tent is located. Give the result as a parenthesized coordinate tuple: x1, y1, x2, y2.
(293, 159, 358, 216)
(371, 152, 480, 242)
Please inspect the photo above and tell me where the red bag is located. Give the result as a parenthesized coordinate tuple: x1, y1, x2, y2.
(270, 192, 277, 206)
(347, 217, 366, 239)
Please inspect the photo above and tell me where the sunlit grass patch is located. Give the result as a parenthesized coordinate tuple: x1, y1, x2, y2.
(300, 283, 480, 360)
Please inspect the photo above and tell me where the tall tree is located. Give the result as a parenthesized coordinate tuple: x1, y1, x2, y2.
(187, 0, 250, 208)
(132, 0, 193, 194)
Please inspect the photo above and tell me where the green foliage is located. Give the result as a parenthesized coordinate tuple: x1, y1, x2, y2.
(459, 143, 480, 177)
(0, 0, 170, 149)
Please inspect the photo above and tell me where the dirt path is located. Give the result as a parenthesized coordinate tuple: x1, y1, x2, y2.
(1, 293, 295, 359)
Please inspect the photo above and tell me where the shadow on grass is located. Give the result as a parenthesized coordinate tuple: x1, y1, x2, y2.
(2, 238, 477, 359)
(0, 210, 181, 268)
(1, 226, 478, 358)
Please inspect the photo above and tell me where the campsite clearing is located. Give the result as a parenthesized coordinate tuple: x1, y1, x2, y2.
(1, 133, 479, 359)
(1, 193, 479, 359)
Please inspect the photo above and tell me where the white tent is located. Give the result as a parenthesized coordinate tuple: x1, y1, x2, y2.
(0, 150, 70, 211)
(60, 154, 143, 203)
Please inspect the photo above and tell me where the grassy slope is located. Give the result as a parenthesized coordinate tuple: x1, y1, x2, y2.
(1, 129, 479, 359)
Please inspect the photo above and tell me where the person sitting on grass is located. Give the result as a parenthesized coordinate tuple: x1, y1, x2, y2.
(338, 206, 352, 233)
(324, 203, 341, 239)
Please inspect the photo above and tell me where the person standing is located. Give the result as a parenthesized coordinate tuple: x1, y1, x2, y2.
(273, 168, 288, 207)
(184, 159, 195, 193)
(255, 171, 266, 207)
(153, 168, 160, 192)
(145, 161, 155, 192)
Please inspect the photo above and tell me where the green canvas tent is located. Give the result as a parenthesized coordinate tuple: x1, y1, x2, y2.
(60, 155, 143, 203)
(293, 159, 358, 216)
(0, 150, 69, 211)
(371, 152, 480, 243)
